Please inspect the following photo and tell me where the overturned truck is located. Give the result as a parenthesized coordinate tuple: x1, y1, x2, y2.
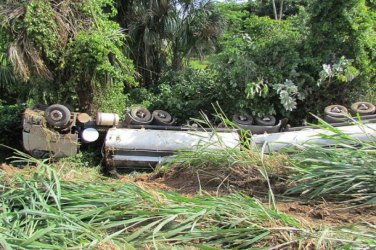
(22, 103, 376, 171)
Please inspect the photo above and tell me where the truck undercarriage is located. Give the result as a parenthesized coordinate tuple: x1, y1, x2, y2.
(22, 102, 376, 172)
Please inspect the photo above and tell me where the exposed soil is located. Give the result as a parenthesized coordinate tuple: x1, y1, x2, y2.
(0, 163, 35, 177)
(129, 170, 376, 227)
(96, 241, 122, 250)
(0, 163, 21, 174)
(138, 164, 285, 196)
(277, 201, 376, 226)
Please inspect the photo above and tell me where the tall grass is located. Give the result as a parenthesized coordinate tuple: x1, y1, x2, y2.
(159, 108, 289, 203)
(157, 147, 289, 210)
(160, 111, 376, 205)
(178, 112, 376, 204)
(0, 159, 297, 249)
(1, 112, 375, 248)
(285, 119, 376, 204)
(0, 151, 375, 249)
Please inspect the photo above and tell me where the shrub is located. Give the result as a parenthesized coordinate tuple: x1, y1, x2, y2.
(129, 68, 219, 122)
(0, 103, 24, 160)
(64, 30, 137, 115)
(210, 15, 305, 119)
(304, 0, 376, 111)
(1, 0, 138, 115)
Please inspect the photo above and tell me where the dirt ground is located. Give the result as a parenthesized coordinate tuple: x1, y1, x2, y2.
(277, 201, 376, 226)
(124, 171, 376, 227)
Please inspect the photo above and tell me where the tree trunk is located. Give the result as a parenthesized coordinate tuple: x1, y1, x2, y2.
(78, 90, 94, 114)
(272, 0, 278, 20)
(172, 44, 183, 71)
(77, 78, 95, 114)
(279, 0, 284, 20)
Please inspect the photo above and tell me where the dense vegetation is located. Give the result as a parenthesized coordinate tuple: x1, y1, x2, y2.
(0, 0, 374, 123)
(0, 122, 375, 249)
(0, 1, 375, 249)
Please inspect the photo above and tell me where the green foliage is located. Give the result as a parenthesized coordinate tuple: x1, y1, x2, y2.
(216, 2, 248, 33)
(122, 0, 225, 84)
(0, 0, 137, 114)
(318, 57, 360, 86)
(0, 29, 17, 100)
(0, 160, 295, 249)
(172, 1, 225, 68)
(210, 15, 304, 117)
(246, 0, 310, 19)
(273, 79, 305, 111)
(129, 68, 218, 121)
(177, 1, 374, 121)
(307, 0, 376, 106)
(0, 103, 23, 143)
(159, 69, 218, 120)
(65, 30, 137, 114)
(188, 59, 209, 70)
(0, 103, 24, 160)
(309, 0, 368, 62)
(0, 0, 375, 124)
(0, 28, 28, 103)
(24, 0, 60, 62)
(128, 87, 159, 109)
(56, 152, 102, 181)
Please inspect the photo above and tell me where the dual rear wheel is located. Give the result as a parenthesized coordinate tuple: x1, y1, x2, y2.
(45, 104, 71, 128)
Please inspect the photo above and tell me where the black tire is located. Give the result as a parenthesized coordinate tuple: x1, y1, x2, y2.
(323, 114, 348, 123)
(45, 104, 71, 128)
(255, 115, 277, 126)
(152, 110, 172, 124)
(351, 102, 376, 115)
(130, 106, 152, 122)
(324, 105, 348, 118)
(232, 113, 253, 125)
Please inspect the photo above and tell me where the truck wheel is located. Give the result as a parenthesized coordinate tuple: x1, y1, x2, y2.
(45, 104, 71, 128)
(351, 102, 376, 115)
(255, 115, 276, 126)
(152, 110, 172, 125)
(130, 107, 152, 122)
(323, 114, 348, 123)
(232, 113, 253, 125)
(324, 105, 348, 117)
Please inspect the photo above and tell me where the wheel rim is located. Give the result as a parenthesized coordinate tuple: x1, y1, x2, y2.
(233, 113, 253, 125)
(358, 103, 369, 110)
(152, 110, 172, 124)
(50, 110, 63, 121)
(331, 107, 343, 113)
(136, 111, 146, 118)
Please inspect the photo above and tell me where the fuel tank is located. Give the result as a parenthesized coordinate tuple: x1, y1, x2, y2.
(104, 128, 240, 169)
(253, 123, 376, 152)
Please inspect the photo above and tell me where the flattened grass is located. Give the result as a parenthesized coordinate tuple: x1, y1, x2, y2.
(1, 115, 376, 248)
(0, 161, 299, 249)
(1, 154, 375, 249)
